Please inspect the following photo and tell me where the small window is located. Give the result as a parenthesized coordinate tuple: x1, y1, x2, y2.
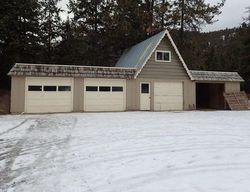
(58, 86, 71, 91)
(112, 86, 123, 92)
(155, 51, 171, 62)
(156, 52, 162, 61)
(163, 52, 170, 61)
(99, 86, 110, 92)
(44, 86, 57, 91)
(86, 86, 98, 92)
(28, 85, 42, 91)
(141, 83, 149, 94)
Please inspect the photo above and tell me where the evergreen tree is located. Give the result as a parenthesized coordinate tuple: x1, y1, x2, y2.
(171, 0, 225, 48)
(0, 0, 41, 89)
(39, 0, 62, 62)
(55, 17, 88, 65)
(68, 0, 108, 65)
(110, 0, 147, 50)
(240, 7, 250, 80)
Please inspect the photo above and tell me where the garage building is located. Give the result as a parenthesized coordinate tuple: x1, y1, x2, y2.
(8, 29, 244, 113)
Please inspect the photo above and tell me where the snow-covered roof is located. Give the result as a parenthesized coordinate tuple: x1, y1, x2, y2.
(8, 63, 136, 79)
(190, 70, 244, 82)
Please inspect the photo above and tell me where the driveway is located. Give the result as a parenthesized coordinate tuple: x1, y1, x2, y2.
(0, 111, 250, 192)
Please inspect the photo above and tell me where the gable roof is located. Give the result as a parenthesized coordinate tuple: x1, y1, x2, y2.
(190, 70, 244, 82)
(8, 63, 136, 79)
(115, 29, 193, 80)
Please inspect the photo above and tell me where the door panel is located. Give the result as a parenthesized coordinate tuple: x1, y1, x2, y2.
(154, 82, 183, 111)
(140, 82, 150, 110)
(25, 77, 73, 113)
(84, 78, 126, 111)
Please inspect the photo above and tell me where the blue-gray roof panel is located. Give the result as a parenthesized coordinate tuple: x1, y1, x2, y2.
(115, 30, 166, 69)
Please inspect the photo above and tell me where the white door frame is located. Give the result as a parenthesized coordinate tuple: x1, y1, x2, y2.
(140, 82, 151, 111)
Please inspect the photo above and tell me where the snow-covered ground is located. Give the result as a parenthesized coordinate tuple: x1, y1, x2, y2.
(0, 111, 250, 192)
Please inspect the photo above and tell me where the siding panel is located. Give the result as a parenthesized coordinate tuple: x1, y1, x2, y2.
(225, 82, 241, 93)
(10, 76, 25, 113)
(73, 78, 84, 112)
(126, 79, 139, 110)
(183, 81, 196, 110)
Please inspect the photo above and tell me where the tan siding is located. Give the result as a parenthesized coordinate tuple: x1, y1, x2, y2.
(73, 78, 84, 112)
(225, 82, 241, 93)
(10, 76, 25, 113)
(150, 81, 154, 111)
(138, 37, 189, 80)
(126, 79, 139, 110)
(183, 81, 196, 110)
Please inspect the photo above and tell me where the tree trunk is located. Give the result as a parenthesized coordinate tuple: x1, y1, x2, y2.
(161, 0, 165, 29)
(180, 0, 185, 52)
(48, 0, 52, 62)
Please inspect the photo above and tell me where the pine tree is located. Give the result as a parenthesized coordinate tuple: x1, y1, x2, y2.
(0, 0, 41, 89)
(68, 0, 107, 65)
(171, 0, 225, 48)
(240, 7, 250, 80)
(39, 0, 62, 62)
(55, 17, 88, 65)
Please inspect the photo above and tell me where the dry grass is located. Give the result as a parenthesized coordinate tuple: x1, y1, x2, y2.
(0, 90, 10, 114)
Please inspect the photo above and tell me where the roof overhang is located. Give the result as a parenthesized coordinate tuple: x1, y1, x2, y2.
(190, 70, 244, 82)
(8, 63, 137, 79)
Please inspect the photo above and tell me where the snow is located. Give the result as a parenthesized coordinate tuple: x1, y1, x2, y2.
(0, 111, 250, 192)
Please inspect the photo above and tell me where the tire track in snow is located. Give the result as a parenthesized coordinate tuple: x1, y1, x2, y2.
(0, 121, 36, 191)
(0, 119, 28, 136)
(93, 163, 250, 192)
(5, 116, 91, 192)
(59, 138, 250, 168)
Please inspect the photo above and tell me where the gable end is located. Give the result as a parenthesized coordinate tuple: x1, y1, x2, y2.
(135, 30, 193, 80)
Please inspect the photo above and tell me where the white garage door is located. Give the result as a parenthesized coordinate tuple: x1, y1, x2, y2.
(154, 82, 183, 111)
(84, 78, 126, 112)
(25, 77, 73, 113)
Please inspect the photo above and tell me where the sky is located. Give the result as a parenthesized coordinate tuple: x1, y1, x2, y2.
(58, 0, 250, 32)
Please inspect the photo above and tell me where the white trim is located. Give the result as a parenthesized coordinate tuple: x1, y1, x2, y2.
(134, 30, 167, 78)
(15, 63, 137, 70)
(155, 50, 171, 62)
(165, 31, 194, 80)
(134, 29, 194, 80)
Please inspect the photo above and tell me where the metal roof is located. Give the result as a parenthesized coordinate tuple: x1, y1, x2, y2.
(115, 29, 193, 80)
(8, 63, 136, 79)
(116, 30, 166, 69)
(190, 70, 244, 82)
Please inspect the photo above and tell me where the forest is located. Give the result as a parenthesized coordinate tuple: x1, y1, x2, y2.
(0, 0, 249, 91)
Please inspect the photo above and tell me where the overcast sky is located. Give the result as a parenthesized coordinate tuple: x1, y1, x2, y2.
(58, 0, 250, 32)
